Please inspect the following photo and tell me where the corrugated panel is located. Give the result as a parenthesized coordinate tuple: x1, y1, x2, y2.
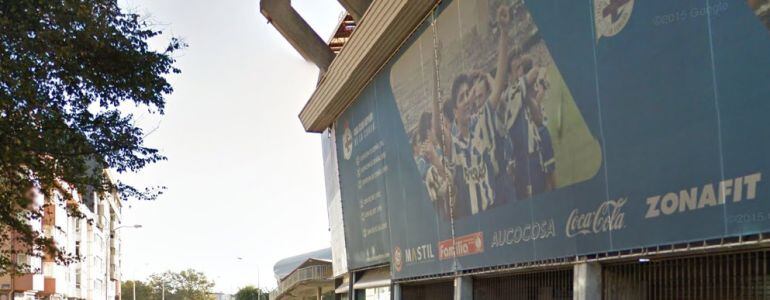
(299, 0, 439, 132)
(603, 249, 770, 300)
(474, 269, 574, 300)
(401, 281, 454, 300)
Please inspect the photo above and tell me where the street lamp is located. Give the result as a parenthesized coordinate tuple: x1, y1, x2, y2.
(236, 257, 262, 300)
(110, 224, 142, 300)
(114, 224, 143, 231)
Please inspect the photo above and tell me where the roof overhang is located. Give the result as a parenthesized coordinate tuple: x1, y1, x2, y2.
(298, 0, 439, 133)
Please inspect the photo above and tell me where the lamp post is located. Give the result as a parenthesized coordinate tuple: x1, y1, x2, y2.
(110, 224, 142, 300)
(114, 224, 143, 231)
(236, 257, 262, 300)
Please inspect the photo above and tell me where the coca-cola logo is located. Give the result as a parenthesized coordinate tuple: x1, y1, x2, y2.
(566, 198, 627, 237)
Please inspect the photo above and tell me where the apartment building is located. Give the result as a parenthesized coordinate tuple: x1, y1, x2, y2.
(1, 174, 124, 300)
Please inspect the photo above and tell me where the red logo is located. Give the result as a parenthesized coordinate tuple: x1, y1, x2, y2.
(438, 232, 484, 260)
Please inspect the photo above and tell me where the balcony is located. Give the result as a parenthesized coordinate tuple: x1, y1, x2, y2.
(271, 264, 332, 300)
(42, 277, 56, 296)
(110, 264, 118, 280)
(13, 274, 44, 292)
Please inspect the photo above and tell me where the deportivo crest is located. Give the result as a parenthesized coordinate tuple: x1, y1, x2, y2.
(342, 121, 353, 160)
(393, 246, 403, 272)
(594, 0, 634, 40)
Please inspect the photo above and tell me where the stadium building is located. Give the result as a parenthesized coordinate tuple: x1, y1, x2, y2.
(271, 248, 335, 300)
(263, 0, 770, 299)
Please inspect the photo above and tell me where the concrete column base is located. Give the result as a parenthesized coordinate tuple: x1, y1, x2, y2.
(454, 276, 473, 300)
(392, 283, 401, 300)
(573, 262, 602, 300)
(348, 272, 356, 300)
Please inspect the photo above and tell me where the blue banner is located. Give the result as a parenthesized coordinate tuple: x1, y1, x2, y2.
(335, 0, 770, 278)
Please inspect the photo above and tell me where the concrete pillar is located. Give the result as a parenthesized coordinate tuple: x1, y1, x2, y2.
(260, 0, 335, 72)
(454, 276, 472, 300)
(348, 272, 355, 300)
(337, 0, 372, 22)
(573, 263, 602, 300)
(392, 283, 401, 300)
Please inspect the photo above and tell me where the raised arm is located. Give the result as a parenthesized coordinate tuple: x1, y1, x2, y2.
(429, 36, 447, 159)
(431, 91, 442, 151)
(489, 5, 512, 109)
(428, 39, 452, 164)
(524, 67, 547, 126)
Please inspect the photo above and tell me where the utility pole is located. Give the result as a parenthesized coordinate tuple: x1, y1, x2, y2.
(162, 284, 165, 300)
(132, 280, 136, 300)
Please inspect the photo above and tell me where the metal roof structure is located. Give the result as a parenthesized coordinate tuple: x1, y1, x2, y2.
(272, 248, 332, 280)
(328, 14, 356, 55)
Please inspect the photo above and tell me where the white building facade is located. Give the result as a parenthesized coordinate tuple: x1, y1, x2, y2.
(1, 176, 124, 300)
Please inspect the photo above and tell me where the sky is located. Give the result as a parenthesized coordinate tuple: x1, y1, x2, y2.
(116, 0, 344, 294)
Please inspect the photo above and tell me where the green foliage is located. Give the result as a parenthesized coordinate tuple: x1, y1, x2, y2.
(148, 269, 216, 300)
(0, 0, 182, 274)
(122, 270, 215, 300)
(235, 285, 267, 300)
(121, 280, 154, 300)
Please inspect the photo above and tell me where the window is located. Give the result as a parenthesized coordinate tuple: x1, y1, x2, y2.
(94, 234, 103, 254)
(94, 279, 103, 295)
(43, 262, 54, 277)
(363, 287, 390, 300)
(75, 268, 81, 289)
(16, 253, 27, 266)
(94, 257, 103, 274)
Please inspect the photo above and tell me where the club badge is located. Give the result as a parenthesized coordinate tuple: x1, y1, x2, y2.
(393, 246, 403, 272)
(342, 120, 353, 160)
(595, 0, 634, 40)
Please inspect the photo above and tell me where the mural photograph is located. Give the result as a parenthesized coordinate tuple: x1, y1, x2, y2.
(390, 0, 601, 220)
(749, 0, 770, 29)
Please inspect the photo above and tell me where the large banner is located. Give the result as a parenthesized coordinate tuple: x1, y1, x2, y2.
(335, 0, 770, 277)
